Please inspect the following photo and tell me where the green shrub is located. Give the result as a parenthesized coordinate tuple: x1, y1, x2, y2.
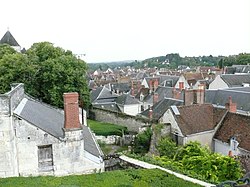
(133, 128, 152, 155)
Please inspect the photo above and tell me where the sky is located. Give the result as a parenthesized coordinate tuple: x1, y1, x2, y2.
(0, 0, 250, 63)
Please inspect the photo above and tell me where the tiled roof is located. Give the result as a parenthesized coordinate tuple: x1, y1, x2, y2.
(221, 74, 250, 87)
(91, 86, 118, 103)
(93, 103, 121, 113)
(174, 104, 227, 136)
(205, 88, 250, 112)
(14, 97, 64, 138)
(0, 31, 20, 46)
(111, 83, 131, 93)
(116, 94, 139, 105)
(82, 125, 103, 157)
(214, 112, 250, 151)
(140, 98, 183, 120)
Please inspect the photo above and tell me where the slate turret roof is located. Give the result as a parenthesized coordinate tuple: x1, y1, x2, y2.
(0, 31, 20, 46)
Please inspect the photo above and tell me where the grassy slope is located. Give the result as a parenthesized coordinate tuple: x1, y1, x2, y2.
(0, 169, 202, 187)
(88, 119, 128, 136)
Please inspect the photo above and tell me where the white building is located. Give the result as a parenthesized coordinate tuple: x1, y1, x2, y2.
(0, 83, 104, 178)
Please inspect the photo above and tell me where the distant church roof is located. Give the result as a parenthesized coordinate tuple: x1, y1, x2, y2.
(0, 31, 20, 46)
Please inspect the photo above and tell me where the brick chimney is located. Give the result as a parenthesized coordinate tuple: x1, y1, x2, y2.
(225, 96, 237, 113)
(153, 92, 159, 105)
(149, 79, 153, 93)
(64, 92, 81, 129)
(179, 82, 184, 90)
(137, 81, 141, 94)
(131, 87, 134, 96)
(172, 87, 181, 100)
(153, 79, 159, 91)
(184, 89, 195, 106)
(149, 106, 153, 119)
(196, 84, 205, 105)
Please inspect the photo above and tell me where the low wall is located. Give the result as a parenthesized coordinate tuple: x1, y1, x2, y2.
(90, 108, 151, 133)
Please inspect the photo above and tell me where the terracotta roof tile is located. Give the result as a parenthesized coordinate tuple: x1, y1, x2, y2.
(214, 112, 250, 151)
(175, 104, 227, 136)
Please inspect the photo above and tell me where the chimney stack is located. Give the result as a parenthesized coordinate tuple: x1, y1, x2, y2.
(149, 79, 153, 93)
(64, 92, 81, 129)
(179, 82, 184, 90)
(225, 96, 237, 113)
(153, 79, 159, 92)
(172, 87, 181, 100)
(149, 106, 153, 119)
(153, 92, 159, 105)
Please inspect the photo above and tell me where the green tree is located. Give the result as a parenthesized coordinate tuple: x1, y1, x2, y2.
(26, 42, 90, 108)
(0, 42, 90, 109)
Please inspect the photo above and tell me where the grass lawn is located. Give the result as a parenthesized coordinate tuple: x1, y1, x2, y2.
(88, 119, 128, 136)
(0, 169, 202, 187)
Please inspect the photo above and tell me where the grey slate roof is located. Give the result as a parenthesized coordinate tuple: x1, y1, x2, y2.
(91, 86, 118, 103)
(205, 87, 250, 113)
(14, 96, 102, 157)
(140, 98, 183, 120)
(220, 74, 250, 87)
(111, 83, 131, 93)
(93, 103, 121, 113)
(159, 75, 179, 87)
(0, 31, 20, 46)
(82, 125, 103, 157)
(116, 94, 139, 105)
(14, 97, 64, 138)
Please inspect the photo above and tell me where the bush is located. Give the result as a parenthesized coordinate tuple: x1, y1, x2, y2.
(133, 128, 152, 155)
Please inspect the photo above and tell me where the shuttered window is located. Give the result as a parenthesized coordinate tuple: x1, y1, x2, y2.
(38, 145, 53, 171)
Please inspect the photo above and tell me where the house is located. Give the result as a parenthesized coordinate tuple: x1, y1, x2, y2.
(116, 94, 140, 116)
(91, 86, 118, 105)
(213, 112, 250, 157)
(0, 30, 22, 52)
(213, 112, 250, 172)
(139, 97, 183, 123)
(0, 83, 104, 178)
(164, 103, 227, 149)
(209, 74, 250, 89)
(206, 87, 250, 115)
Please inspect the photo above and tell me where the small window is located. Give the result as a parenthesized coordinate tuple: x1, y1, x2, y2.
(38, 145, 53, 171)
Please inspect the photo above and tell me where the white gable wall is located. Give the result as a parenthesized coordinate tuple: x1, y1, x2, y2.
(124, 104, 140, 116)
(141, 78, 149, 88)
(174, 75, 190, 89)
(209, 75, 229, 89)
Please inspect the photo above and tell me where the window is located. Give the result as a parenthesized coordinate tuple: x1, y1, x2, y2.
(38, 145, 53, 171)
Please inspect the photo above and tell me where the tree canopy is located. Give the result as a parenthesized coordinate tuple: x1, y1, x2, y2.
(0, 42, 90, 109)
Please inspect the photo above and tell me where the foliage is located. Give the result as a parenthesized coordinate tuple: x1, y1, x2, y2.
(131, 139, 243, 184)
(88, 119, 128, 136)
(133, 127, 152, 155)
(157, 136, 178, 159)
(0, 169, 202, 187)
(0, 42, 90, 108)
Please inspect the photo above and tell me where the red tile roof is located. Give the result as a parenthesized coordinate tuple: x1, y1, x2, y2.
(175, 104, 227, 136)
(214, 112, 250, 151)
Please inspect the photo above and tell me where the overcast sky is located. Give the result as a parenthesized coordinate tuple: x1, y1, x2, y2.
(1, 0, 250, 63)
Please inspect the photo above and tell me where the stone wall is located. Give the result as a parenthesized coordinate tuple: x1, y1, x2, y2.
(90, 108, 151, 133)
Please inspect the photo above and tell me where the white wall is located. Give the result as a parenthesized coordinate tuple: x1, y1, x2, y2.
(209, 75, 229, 90)
(0, 116, 18, 177)
(12, 117, 104, 177)
(124, 104, 140, 116)
(186, 130, 215, 149)
(174, 75, 190, 89)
